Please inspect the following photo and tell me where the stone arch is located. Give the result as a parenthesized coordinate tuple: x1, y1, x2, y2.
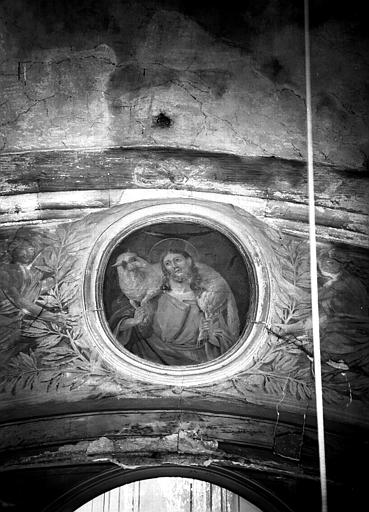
(43, 465, 294, 512)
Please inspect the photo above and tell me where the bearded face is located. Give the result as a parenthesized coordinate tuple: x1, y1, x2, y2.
(162, 252, 193, 283)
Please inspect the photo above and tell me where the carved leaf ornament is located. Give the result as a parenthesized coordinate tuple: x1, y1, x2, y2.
(0, 201, 368, 408)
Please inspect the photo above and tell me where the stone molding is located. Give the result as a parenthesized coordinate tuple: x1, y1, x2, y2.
(83, 199, 272, 386)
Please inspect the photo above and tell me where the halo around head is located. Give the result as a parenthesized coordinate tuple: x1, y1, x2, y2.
(148, 238, 199, 263)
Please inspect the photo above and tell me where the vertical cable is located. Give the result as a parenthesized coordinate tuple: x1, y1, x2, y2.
(189, 480, 193, 512)
(304, 1, 328, 511)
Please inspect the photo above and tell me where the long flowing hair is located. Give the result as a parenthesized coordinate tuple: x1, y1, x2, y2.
(161, 250, 203, 295)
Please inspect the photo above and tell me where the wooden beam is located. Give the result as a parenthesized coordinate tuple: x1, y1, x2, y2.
(1, 148, 367, 213)
(1, 148, 368, 247)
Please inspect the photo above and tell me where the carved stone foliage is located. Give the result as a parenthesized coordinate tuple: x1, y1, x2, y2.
(261, 242, 369, 406)
(0, 224, 90, 393)
(0, 201, 368, 411)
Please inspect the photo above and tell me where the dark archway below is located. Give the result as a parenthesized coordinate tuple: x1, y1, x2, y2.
(0, 456, 363, 512)
(42, 465, 293, 512)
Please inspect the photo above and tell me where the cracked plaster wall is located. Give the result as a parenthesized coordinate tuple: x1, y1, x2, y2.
(0, 0, 368, 168)
(0, 5, 369, 510)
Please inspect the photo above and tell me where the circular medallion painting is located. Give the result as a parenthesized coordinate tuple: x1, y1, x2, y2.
(84, 200, 271, 385)
(103, 221, 252, 366)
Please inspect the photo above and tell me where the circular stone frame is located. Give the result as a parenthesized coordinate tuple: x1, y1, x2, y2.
(83, 200, 271, 386)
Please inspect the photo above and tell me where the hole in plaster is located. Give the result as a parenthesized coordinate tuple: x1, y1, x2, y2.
(153, 112, 172, 128)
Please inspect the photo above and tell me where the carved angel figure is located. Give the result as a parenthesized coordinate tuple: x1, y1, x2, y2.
(274, 250, 369, 398)
(0, 236, 61, 364)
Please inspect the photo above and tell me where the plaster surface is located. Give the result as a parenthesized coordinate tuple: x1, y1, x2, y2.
(0, 0, 368, 168)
